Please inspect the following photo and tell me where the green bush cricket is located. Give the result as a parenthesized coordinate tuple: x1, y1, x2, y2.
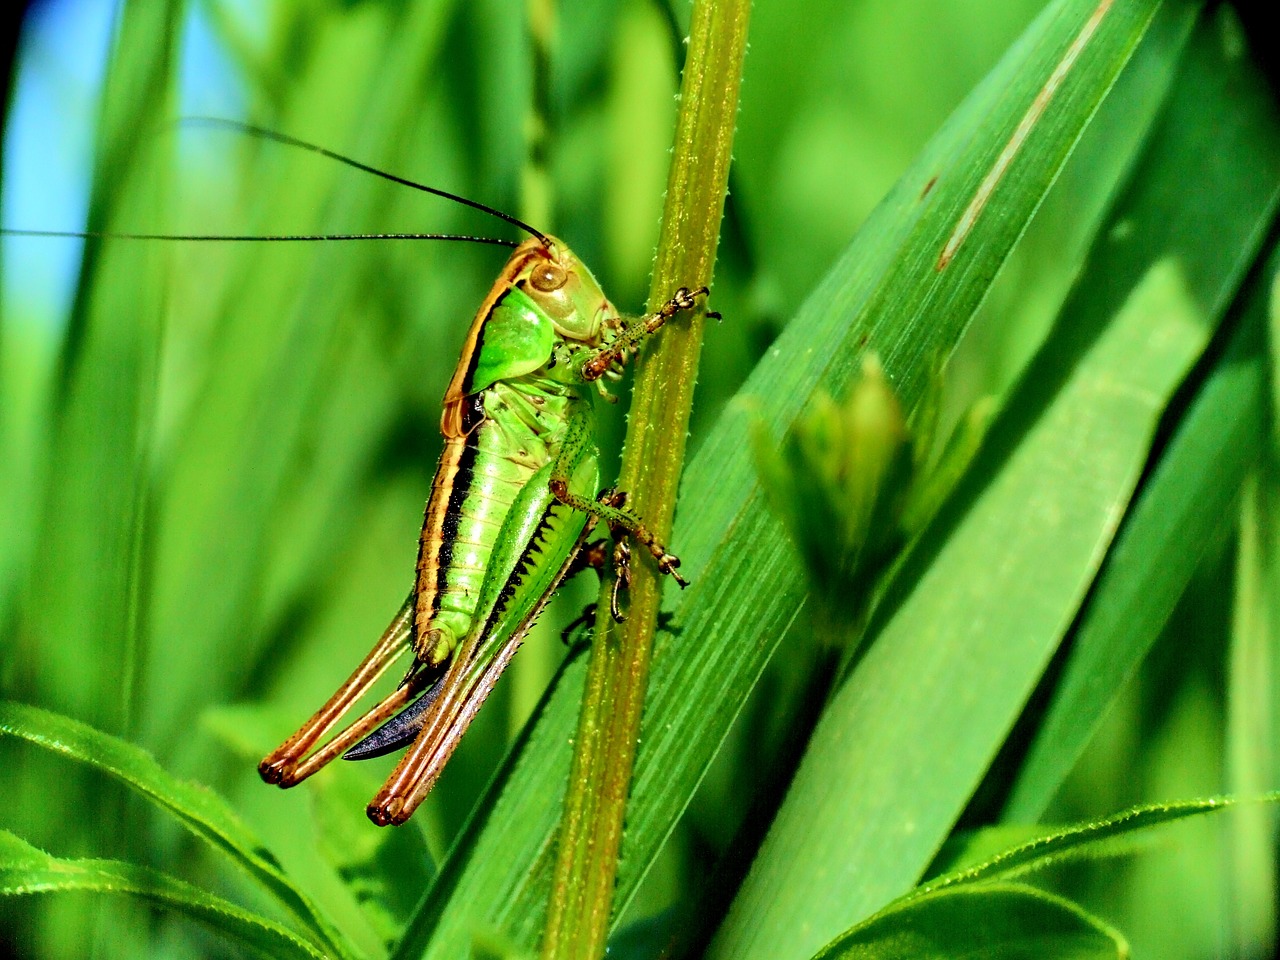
(263, 239, 710, 826)
(6, 121, 711, 827)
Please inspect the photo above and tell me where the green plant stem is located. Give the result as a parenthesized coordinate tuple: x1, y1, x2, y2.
(539, 2, 750, 957)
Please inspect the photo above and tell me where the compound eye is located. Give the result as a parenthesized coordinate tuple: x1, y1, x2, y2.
(530, 261, 568, 292)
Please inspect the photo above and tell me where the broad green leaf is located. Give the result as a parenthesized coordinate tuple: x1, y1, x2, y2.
(1221, 277, 1280, 955)
(0, 830, 327, 960)
(812, 883, 1126, 960)
(393, 1, 1188, 956)
(1003, 274, 1270, 822)
(0, 700, 357, 960)
(710, 7, 1280, 955)
(1002, 30, 1280, 822)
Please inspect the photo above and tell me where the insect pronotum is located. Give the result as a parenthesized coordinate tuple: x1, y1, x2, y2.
(6, 120, 712, 826)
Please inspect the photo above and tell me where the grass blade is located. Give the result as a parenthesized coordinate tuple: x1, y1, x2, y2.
(0, 830, 329, 960)
(0, 701, 357, 960)
(1004, 287, 1273, 821)
(17, 0, 178, 739)
(1000, 7, 1280, 822)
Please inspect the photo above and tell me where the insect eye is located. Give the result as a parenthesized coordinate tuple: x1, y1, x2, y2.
(530, 262, 568, 292)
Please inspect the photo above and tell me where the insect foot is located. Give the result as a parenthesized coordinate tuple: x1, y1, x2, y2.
(660, 285, 720, 322)
(657, 553, 689, 588)
(258, 753, 299, 786)
(581, 284, 718, 382)
(665, 286, 700, 312)
(652, 285, 717, 327)
(367, 797, 406, 827)
(610, 537, 632, 622)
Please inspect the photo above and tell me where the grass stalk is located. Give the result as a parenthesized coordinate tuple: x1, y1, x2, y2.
(538, 1, 750, 956)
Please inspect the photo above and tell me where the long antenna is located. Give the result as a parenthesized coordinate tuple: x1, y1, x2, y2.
(185, 116, 552, 246)
(2, 228, 518, 247)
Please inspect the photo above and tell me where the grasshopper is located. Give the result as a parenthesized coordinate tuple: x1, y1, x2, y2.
(4, 120, 709, 826)
(259, 229, 709, 827)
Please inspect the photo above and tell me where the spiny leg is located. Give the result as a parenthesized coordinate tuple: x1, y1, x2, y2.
(606, 499, 633, 621)
(582, 285, 717, 382)
(559, 491, 635, 624)
(549, 420, 687, 589)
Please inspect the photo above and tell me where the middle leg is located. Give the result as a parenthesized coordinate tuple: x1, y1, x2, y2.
(549, 415, 688, 589)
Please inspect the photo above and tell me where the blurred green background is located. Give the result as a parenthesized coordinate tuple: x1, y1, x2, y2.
(2, 1, 1278, 958)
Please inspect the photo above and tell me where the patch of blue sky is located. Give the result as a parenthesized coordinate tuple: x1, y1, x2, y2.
(177, 0, 248, 203)
(2, 0, 116, 333)
(2, 0, 252, 334)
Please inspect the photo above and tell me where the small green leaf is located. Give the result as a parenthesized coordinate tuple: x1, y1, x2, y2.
(830, 795, 1277, 960)
(900, 395, 997, 536)
(927, 795, 1274, 891)
(752, 355, 912, 619)
(927, 824, 1059, 879)
(813, 883, 1127, 960)
(0, 830, 329, 960)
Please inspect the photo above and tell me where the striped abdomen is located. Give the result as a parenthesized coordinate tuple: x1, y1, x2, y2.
(412, 378, 572, 664)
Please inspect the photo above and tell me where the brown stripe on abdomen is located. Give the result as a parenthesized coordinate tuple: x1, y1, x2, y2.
(414, 430, 474, 637)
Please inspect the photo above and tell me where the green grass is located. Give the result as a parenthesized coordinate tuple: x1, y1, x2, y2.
(2, 1, 1278, 958)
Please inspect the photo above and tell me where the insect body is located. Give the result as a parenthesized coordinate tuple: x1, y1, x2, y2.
(258, 234, 706, 826)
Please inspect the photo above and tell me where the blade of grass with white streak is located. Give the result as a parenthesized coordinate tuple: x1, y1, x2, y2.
(1001, 11, 1280, 822)
(709, 8, 1278, 957)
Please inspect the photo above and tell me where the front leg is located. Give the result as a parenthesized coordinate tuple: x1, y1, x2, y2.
(581, 285, 717, 382)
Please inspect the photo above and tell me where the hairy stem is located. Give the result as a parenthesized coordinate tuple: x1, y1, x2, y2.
(539, 1, 751, 957)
